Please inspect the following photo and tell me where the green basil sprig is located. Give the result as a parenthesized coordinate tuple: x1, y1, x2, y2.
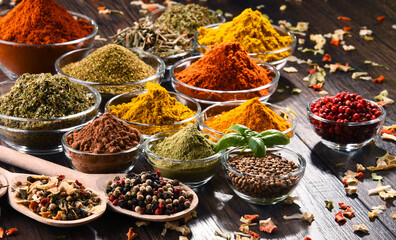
(214, 124, 290, 157)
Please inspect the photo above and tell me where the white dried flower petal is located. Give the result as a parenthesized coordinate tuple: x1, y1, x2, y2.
(283, 67, 298, 73)
(353, 224, 369, 233)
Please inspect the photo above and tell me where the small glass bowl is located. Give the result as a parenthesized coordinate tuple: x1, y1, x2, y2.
(195, 23, 297, 70)
(222, 147, 306, 205)
(0, 80, 101, 155)
(62, 127, 143, 173)
(0, 11, 98, 78)
(105, 91, 201, 138)
(307, 98, 386, 151)
(55, 47, 166, 111)
(143, 129, 225, 188)
(198, 101, 296, 139)
(171, 56, 279, 105)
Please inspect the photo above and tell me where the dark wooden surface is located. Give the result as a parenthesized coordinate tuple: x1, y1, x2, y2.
(0, 0, 395, 239)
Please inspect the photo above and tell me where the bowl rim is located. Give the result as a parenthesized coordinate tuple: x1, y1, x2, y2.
(55, 47, 166, 87)
(61, 125, 144, 156)
(307, 98, 386, 126)
(222, 146, 306, 179)
(170, 55, 280, 94)
(198, 100, 297, 136)
(104, 90, 202, 128)
(143, 129, 224, 164)
(0, 79, 101, 124)
(195, 23, 297, 57)
(0, 11, 98, 47)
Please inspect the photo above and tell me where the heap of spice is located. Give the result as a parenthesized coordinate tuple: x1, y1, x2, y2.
(0, 0, 93, 44)
(174, 42, 272, 91)
(108, 82, 196, 135)
(204, 98, 291, 135)
(156, 4, 219, 36)
(14, 175, 103, 220)
(198, 8, 294, 62)
(0, 73, 95, 121)
(151, 123, 215, 160)
(61, 44, 156, 95)
(65, 113, 141, 173)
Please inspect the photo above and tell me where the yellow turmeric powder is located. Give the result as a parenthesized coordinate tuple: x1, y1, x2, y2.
(108, 82, 196, 135)
(198, 8, 294, 62)
(204, 98, 291, 136)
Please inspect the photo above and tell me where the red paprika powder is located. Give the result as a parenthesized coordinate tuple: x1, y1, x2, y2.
(0, 0, 94, 44)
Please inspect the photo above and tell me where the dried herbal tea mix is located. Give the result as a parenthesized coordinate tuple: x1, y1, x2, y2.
(0, 73, 94, 120)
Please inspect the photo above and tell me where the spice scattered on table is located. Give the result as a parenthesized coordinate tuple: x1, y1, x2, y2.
(175, 42, 273, 91)
(197, 8, 294, 62)
(0, 0, 93, 44)
(151, 124, 215, 160)
(14, 175, 103, 220)
(0, 73, 94, 121)
(367, 152, 396, 171)
(126, 227, 138, 240)
(61, 44, 156, 95)
(156, 4, 219, 36)
(374, 90, 394, 106)
(4, 228, 17, 237)
(283, 212, 315, 223)
(205, 98, 291, 136)
(108, 83, 196, 135)
(353, 224, 369, 234)
(105, 171, 194, 215)
(325, 200, 334, 211)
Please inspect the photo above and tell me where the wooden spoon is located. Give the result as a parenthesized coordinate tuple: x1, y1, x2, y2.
(0, 173, 7, 198)
(0, 167, 107, 227)
(0, 146, 199, 222)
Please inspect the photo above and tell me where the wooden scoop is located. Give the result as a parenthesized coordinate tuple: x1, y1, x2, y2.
(0, 173, 7, 198)
(0, 146, 199, 223)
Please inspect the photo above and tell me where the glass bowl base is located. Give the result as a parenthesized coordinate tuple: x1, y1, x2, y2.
(321, 138, 373, 152)
(179, 176, 214, 189)
(231, 188, 291, 205)
(3, 140, 63, 155)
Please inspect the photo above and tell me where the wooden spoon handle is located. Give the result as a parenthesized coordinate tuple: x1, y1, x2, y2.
(0, 146, 81, 179)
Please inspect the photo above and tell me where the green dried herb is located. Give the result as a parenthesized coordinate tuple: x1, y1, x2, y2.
(156, 4, 219, 36)
(325, 200, 334, 211)
(336, 163, 345, 168)
(371, 173, 383, 181)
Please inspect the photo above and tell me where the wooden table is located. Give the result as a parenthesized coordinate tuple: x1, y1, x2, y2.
(0, 0, 395, 239)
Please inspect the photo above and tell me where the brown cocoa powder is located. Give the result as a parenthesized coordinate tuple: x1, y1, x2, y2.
(66, 113, 140, 154)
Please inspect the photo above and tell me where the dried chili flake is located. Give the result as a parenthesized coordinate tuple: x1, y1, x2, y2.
(342, 207, 355, 218)
(338, 16, 351, 21)
(377, 16, 385, 22)
(381, 128, 395, 134)
(343, 26, 352, 31)
(322, 53, 331, 63)
(356, 172, 363, 179)
(249, 230, 260, 239)
(330, 40, 340, 46)
(338, 202, 350, 209)
(126, 227, 138, 240)
(372, 75, 385, 83)
(97, 6, 106, 10)
(244, 214, 259, 222)
(311, 84, 322, 91)
(0, 228, 3, 238)
(307, 66, 317, 74)
(5, 228, 18, 236)
(259, 224, 277, 233)
(335, 211, 347, 222)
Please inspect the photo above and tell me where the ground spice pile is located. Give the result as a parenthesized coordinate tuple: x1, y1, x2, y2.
(151, 123, 215, 160)
(205, 98, 291, 134)
(198, 8, 294, 62)
(174, 42, 272, 91)
(0, 73, 94, 119)
(66, 113, 140, 154)
(0, 0, 93, 44)
(62, 44, 156, 85)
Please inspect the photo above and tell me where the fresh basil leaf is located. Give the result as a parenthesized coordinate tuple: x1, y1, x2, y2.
(248, 136, 266, 157)
(226, 124, 251, 136)
(257, 129, 283, 137)
(215, 133, 246, 152)
(258, 130, 290, 147)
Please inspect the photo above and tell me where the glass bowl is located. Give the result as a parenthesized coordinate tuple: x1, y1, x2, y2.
(105, 91, 201, 138)
(307, 98, 386, 151)
(62, 126, 143, 173)
(222, 147, 306, 205)
(198, 101, 296, 139)
(195, 23, 297, 70)
(55, 47, 166, 111)
(0, 80, 101, 155)
(148, 7, 225, 69)
(0, 11, 98, 78)
(170, 56, 279, 105)
(143, 129, 224, 188)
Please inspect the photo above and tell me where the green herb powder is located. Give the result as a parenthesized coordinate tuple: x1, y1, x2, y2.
(0, 73, 94, 119)
(61, 44, 156, 85)
(156, 4, 219, 36)
(151, 123, 215, 161)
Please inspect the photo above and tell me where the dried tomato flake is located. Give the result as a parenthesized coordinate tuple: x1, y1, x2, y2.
(377, 16, 385, 22)
(335, 211, 347, 222)
(244, 214, 259, 221)
(249, 230, 260, 239)
(338, 202, 350, 209)
(338, 16, 351, 21)
(307, 66, 317, 74)
(380, 128, 395, 134)
(126, 227, 138, 240)
(356, 172, 364, 179)
(5, 228, 18, 237)
(97, 6, 106, 10)
(312, 84, 322, 91)
(342, 207, 355, 218)
(322, 53, 331, 63)
(372, 75, 385, 83)
(377, 101, 387, 107)
(330, 40, 340, 46)
(259, 224, 277, 233)
(0, 227, 3, 238)
(343, 26, 352, 31)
